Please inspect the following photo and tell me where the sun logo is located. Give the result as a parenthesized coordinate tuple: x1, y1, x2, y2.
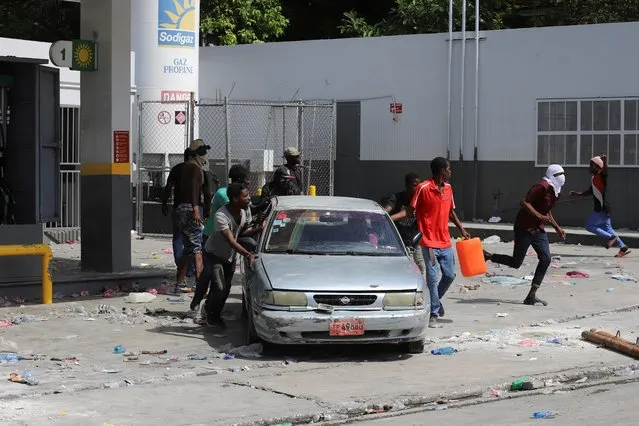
(157, 0, 198, 48)
(72, 41, 95, 70)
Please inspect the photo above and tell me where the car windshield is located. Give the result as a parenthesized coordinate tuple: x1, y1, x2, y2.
(263, 209, 405, 256)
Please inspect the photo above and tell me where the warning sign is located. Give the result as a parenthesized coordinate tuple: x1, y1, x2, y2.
(390, 102, 403, 114)
(161, 90, 191, 102)
(113, 131, 130, 164)
(158, 111, 171, 125)
(175, 111, 186, 125)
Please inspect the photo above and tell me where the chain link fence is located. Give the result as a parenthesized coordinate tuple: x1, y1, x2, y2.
(135, 98, 335, 235)
(135, 99, 192, 234)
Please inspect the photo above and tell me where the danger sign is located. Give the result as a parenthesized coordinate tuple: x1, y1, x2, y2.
(390, 102, 403, 114)
(161, 90, 191, 102)
(175, 111, 186, 125)
(158, 111, 171, 125)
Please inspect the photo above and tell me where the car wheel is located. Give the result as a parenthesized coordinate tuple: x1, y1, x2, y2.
(404, 339, 425, 354)
(241, 289, 248, 320)
(245, 299, 261, 345)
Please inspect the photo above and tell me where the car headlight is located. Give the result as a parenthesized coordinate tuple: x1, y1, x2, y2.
(383, 292, 423, 309)
(261, 291, 308, 307)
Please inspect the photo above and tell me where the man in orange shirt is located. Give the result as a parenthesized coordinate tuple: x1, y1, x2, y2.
(392, 157, 470, 328)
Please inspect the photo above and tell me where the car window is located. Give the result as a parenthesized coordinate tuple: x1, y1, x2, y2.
(264, 209, 404, 256)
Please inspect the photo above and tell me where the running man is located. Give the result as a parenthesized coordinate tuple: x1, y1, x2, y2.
(391, 157, 470, 329)
(484, 164, 567, 306)
(570, 155, 630, 257)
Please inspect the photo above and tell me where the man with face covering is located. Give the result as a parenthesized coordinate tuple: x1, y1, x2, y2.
(484, 164, 567, 306)
(174, 139, 211, 290)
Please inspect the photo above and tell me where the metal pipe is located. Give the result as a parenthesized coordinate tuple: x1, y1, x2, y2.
(224, 96, 230, 176)
(330, 100, 337, 196)
(460, 0, 467, 162)
(472, 0, 480, 220)
(0, 244, 53, 304)
(135, 96, 143, 234)
(446, 0, 453, 160)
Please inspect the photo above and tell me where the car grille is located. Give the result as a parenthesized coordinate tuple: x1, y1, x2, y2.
(313, 294, 377, 306)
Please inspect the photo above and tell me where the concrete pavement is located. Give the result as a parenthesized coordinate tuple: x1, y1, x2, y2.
(1, 239, 638, 425)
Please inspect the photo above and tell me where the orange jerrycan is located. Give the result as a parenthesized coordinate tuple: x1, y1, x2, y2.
(455, 238, 487, 277)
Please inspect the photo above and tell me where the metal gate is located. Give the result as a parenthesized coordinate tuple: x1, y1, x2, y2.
(135, 98, 336, 235)
(197, 98, 336, 198)
(45, 106, 81, 242)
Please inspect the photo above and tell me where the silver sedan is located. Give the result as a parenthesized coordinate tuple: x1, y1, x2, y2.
(242, 196, 427, 353)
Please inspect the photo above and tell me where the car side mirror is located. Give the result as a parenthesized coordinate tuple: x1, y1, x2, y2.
(410, 231, 423, 248)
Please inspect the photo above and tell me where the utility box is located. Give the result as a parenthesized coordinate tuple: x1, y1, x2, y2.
(0, 56, 61, 287)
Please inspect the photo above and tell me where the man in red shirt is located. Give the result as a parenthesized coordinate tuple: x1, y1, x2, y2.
(391, 157, 470, 328)
(484, 164, 567, 306)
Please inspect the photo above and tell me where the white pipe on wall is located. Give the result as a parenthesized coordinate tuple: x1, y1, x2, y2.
(460, 0, 467, 161)
(472, 0, 480, 219)
(446, 0, 454, 160)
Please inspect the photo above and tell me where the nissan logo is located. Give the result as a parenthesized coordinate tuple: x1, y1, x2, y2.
(339, 296, 351, 305)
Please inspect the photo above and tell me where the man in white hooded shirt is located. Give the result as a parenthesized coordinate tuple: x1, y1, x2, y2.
(484, 165, 566, 306)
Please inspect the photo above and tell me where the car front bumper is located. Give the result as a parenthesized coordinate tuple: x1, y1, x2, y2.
(253, 307, 428, 345)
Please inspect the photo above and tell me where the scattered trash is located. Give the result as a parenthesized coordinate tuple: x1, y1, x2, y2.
(490, 389, 501, 397)
(461, 284, 480, 291)
(139, 263, 150, 267)
(167, 296, 186, 303)
(113, 345, 126, 354)
(488, 216, 502, 223)
(0, 353, 20, 364)
(523, 275, 534, 281)
(9, 372, 38, 386)
(614, 367, 635, 377)
(141, 349, 167, 355)
(496, 313, 509, 318)
(125, 292, 156, 303)
(511, 377, 529, 390)
(80, 290, 90, 297)
(101, 368, 121, 374)
(565, 271, 589, 279)
(389, 401, 406, 411)
(611, 274, 637, 282)
(0, 320, 13, 328)
(482, 275, 529, 286)
(188, 355, 208, 360)
(163, 248, 173, 254)
(102, 289, 116, 298)
(231, 343, 264, 359)
(146, 289, 158, 296)
(531, 411, 559, 419)
(482, 235, 501, 244)
(431, 347, 456, 355)
(575, 377, 587, 383)
(518, 339, 542, 347)
(547, 338, 562, 344)
(223, 354, 235, 360)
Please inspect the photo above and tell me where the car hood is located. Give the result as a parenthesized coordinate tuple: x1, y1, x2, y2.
(259, 253, 422, 292)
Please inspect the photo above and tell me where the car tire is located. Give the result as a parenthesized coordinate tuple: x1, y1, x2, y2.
(404, 339, 425, 354)
(241, 289, 248, 320)
(245, 299, 261, 345)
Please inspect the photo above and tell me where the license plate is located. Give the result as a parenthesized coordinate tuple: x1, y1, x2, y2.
(329, 318, 365, 336)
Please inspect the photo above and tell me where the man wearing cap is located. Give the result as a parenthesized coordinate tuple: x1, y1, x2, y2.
(570, 154, 630, 257)
(174, 139, 212, 290)
(275, 147, 304, 195)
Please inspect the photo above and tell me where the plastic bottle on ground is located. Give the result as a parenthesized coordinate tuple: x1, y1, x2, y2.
(431, 347, 456, 355)
(531, 411, 559, 419)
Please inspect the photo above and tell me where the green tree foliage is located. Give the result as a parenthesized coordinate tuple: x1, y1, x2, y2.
(339, 0, 639, 38)
(199, 0, 289, 46)
(0, 0, 79, 42)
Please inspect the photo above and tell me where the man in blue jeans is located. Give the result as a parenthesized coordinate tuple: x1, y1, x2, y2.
(570, 154, 630, 258)
(484, 164, 567, 306)
(391, 158, 470, 328)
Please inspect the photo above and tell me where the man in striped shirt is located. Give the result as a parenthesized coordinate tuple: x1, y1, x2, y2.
(570, 154, 630, 257)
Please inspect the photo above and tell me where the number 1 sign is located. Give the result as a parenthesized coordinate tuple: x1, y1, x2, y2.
(49, 40, 73, 68)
